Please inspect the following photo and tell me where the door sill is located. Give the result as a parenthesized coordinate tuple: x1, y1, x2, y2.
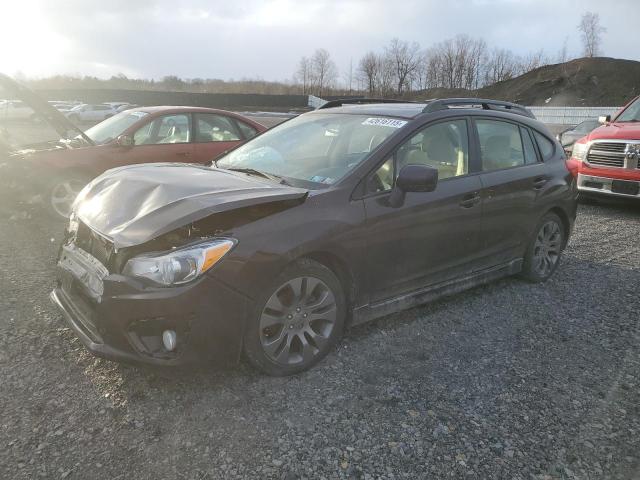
(351, 259, 523, 326)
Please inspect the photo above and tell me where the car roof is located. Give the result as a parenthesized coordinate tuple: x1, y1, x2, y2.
(306, 99, 552, 137)
(131, 105, 243, 115)
(118, 105, 267, 130)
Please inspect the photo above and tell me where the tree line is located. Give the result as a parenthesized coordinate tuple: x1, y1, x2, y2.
(23, 12, 605, 100)
(295, 11, 606, 97)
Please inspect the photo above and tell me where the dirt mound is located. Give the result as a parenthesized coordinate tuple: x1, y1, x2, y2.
(412, 57, 640, 106)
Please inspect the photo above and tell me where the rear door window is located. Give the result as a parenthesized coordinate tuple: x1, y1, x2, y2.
(195, 113, 242, 142)
(476, 119, 525, 171)
(520, 127, 539, 164)
(235, 120, 259, 140)
(533, 131, 555, 160)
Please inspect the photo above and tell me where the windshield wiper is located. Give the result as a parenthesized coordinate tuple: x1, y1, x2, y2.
(226, 167, 272, 179)
(225, 167, 291, 186)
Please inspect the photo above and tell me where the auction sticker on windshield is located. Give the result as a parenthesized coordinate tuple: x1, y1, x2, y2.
(362, 118, 408, 128)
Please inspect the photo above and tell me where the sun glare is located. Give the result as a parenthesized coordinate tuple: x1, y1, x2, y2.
(0, 2, 68, 76)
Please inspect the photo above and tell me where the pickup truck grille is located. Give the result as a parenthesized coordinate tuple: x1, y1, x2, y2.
(587, 142, 627, 168)
(590, 142, 626, 153)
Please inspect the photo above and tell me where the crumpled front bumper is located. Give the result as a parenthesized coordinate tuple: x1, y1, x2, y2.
(51, 252, 251, 367)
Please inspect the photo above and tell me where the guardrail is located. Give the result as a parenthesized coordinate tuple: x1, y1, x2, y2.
(526, 106, 620, 125)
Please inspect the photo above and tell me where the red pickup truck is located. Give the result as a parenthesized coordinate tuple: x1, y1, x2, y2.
(568, 95, 640, 199)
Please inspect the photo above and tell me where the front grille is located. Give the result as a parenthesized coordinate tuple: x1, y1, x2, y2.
(586, 142, 626, 168)
(586, 152, 625, 168)
(590, 142, 626, 153)
(75, 222, 114, 269)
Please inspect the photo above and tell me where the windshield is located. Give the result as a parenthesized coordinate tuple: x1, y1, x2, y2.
(84, 110, 148, 145)
(616, 97, 640, 122)
(216, 113, 406, 186)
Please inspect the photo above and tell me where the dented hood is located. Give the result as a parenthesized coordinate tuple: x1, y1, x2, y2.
(74, 163, 308, 248)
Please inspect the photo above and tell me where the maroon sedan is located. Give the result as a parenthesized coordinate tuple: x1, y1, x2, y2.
(32, 106, 267, 217)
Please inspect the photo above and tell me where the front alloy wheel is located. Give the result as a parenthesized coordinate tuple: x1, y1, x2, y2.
(260, 276, 337, 366)
(244, 259, 345, 375)
(49, 176, 88, 219)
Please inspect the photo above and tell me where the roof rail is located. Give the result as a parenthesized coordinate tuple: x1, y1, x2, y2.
(422, 98, 535, 119)
(317, 98, 414, 110)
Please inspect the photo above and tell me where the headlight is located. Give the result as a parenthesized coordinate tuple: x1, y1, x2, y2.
(571, 141, 589, 161)
(122, 238, 236, 286)
(68, 212, 79, 235)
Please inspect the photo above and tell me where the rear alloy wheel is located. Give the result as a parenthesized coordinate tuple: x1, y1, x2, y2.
(521, 213, 565, 282)
(244, 259, 345, 375)
(48, 175, 90, 219)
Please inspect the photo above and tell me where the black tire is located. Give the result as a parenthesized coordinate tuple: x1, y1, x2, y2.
(46, 172, 92, 220)
(243, 258, 346, 376)
(520, 212, 565, 283)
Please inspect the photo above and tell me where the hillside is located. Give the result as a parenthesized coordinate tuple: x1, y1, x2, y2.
(413, 57, 640, 106)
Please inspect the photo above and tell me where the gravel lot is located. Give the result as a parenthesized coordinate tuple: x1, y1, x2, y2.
(1, 198, 639, 480)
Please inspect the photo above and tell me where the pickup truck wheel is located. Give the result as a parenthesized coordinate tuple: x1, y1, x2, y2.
(47, 173, 91, 219)
(520, 213, 565, 283)
(243, 259, 345, 376)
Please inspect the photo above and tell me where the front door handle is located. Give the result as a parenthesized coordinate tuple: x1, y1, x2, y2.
(533, 176, 548, 189)
(459, 192, 481, 208)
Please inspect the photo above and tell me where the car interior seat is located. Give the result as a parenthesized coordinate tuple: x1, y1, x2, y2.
(483, 135, 511, 170)
(161, 126, 187, 144)
(405, 133, 463, 178)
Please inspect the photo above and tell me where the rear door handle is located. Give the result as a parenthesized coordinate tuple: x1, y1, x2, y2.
(459, 192, 481, 208)
(533, 176, 548, 189)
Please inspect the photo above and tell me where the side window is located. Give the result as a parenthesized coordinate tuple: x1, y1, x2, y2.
(235, 120, 259, 140)
(476, 119, 525, 171)
(195, 113, 241, 142)
(398, 119, 469, 179)
(520, 127, 539, 164)
(533, 131, 555, 160)
(369, 157, 395, 193)
(133, 114, 191, 145)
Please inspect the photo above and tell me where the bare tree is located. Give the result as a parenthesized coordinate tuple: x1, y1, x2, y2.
(310, 48, 338, 97)
(386, 38, 421, 95)
(518, 49, 549, 75)
(484, 48, 519, 84)
(578, 12, 606, 58)
(556, 36, 570, 63)
(376, 53, 396, 97)
(357, 52, 379, 95)
(295, 56, 312, 95)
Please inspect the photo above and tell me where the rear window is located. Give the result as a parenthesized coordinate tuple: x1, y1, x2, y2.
(533, 131, 554, 160)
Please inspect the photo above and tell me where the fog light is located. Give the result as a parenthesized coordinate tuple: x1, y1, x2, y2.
(162, 330, 177, 351)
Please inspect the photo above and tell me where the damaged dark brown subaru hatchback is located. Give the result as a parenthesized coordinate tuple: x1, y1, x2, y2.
(52, 98, 577, 375)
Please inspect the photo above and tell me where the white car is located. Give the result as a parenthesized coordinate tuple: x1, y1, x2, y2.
(0, 100, 36, 121)
(65, 104, 117, 123)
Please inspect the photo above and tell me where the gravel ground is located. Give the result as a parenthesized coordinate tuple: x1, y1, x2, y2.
(0, 199, 639, 480)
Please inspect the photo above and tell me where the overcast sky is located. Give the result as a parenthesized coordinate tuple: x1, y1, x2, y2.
(2, 0, 638, 82)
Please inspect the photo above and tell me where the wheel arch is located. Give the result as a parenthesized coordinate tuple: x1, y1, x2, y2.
(298, 251, 356, 320)
(546, 206, 571, 249)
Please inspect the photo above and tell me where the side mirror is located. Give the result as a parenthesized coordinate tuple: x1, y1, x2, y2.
(116, 134, 134, 147)
(598, 115, 611, 124)
(389, 164, 438, 207)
